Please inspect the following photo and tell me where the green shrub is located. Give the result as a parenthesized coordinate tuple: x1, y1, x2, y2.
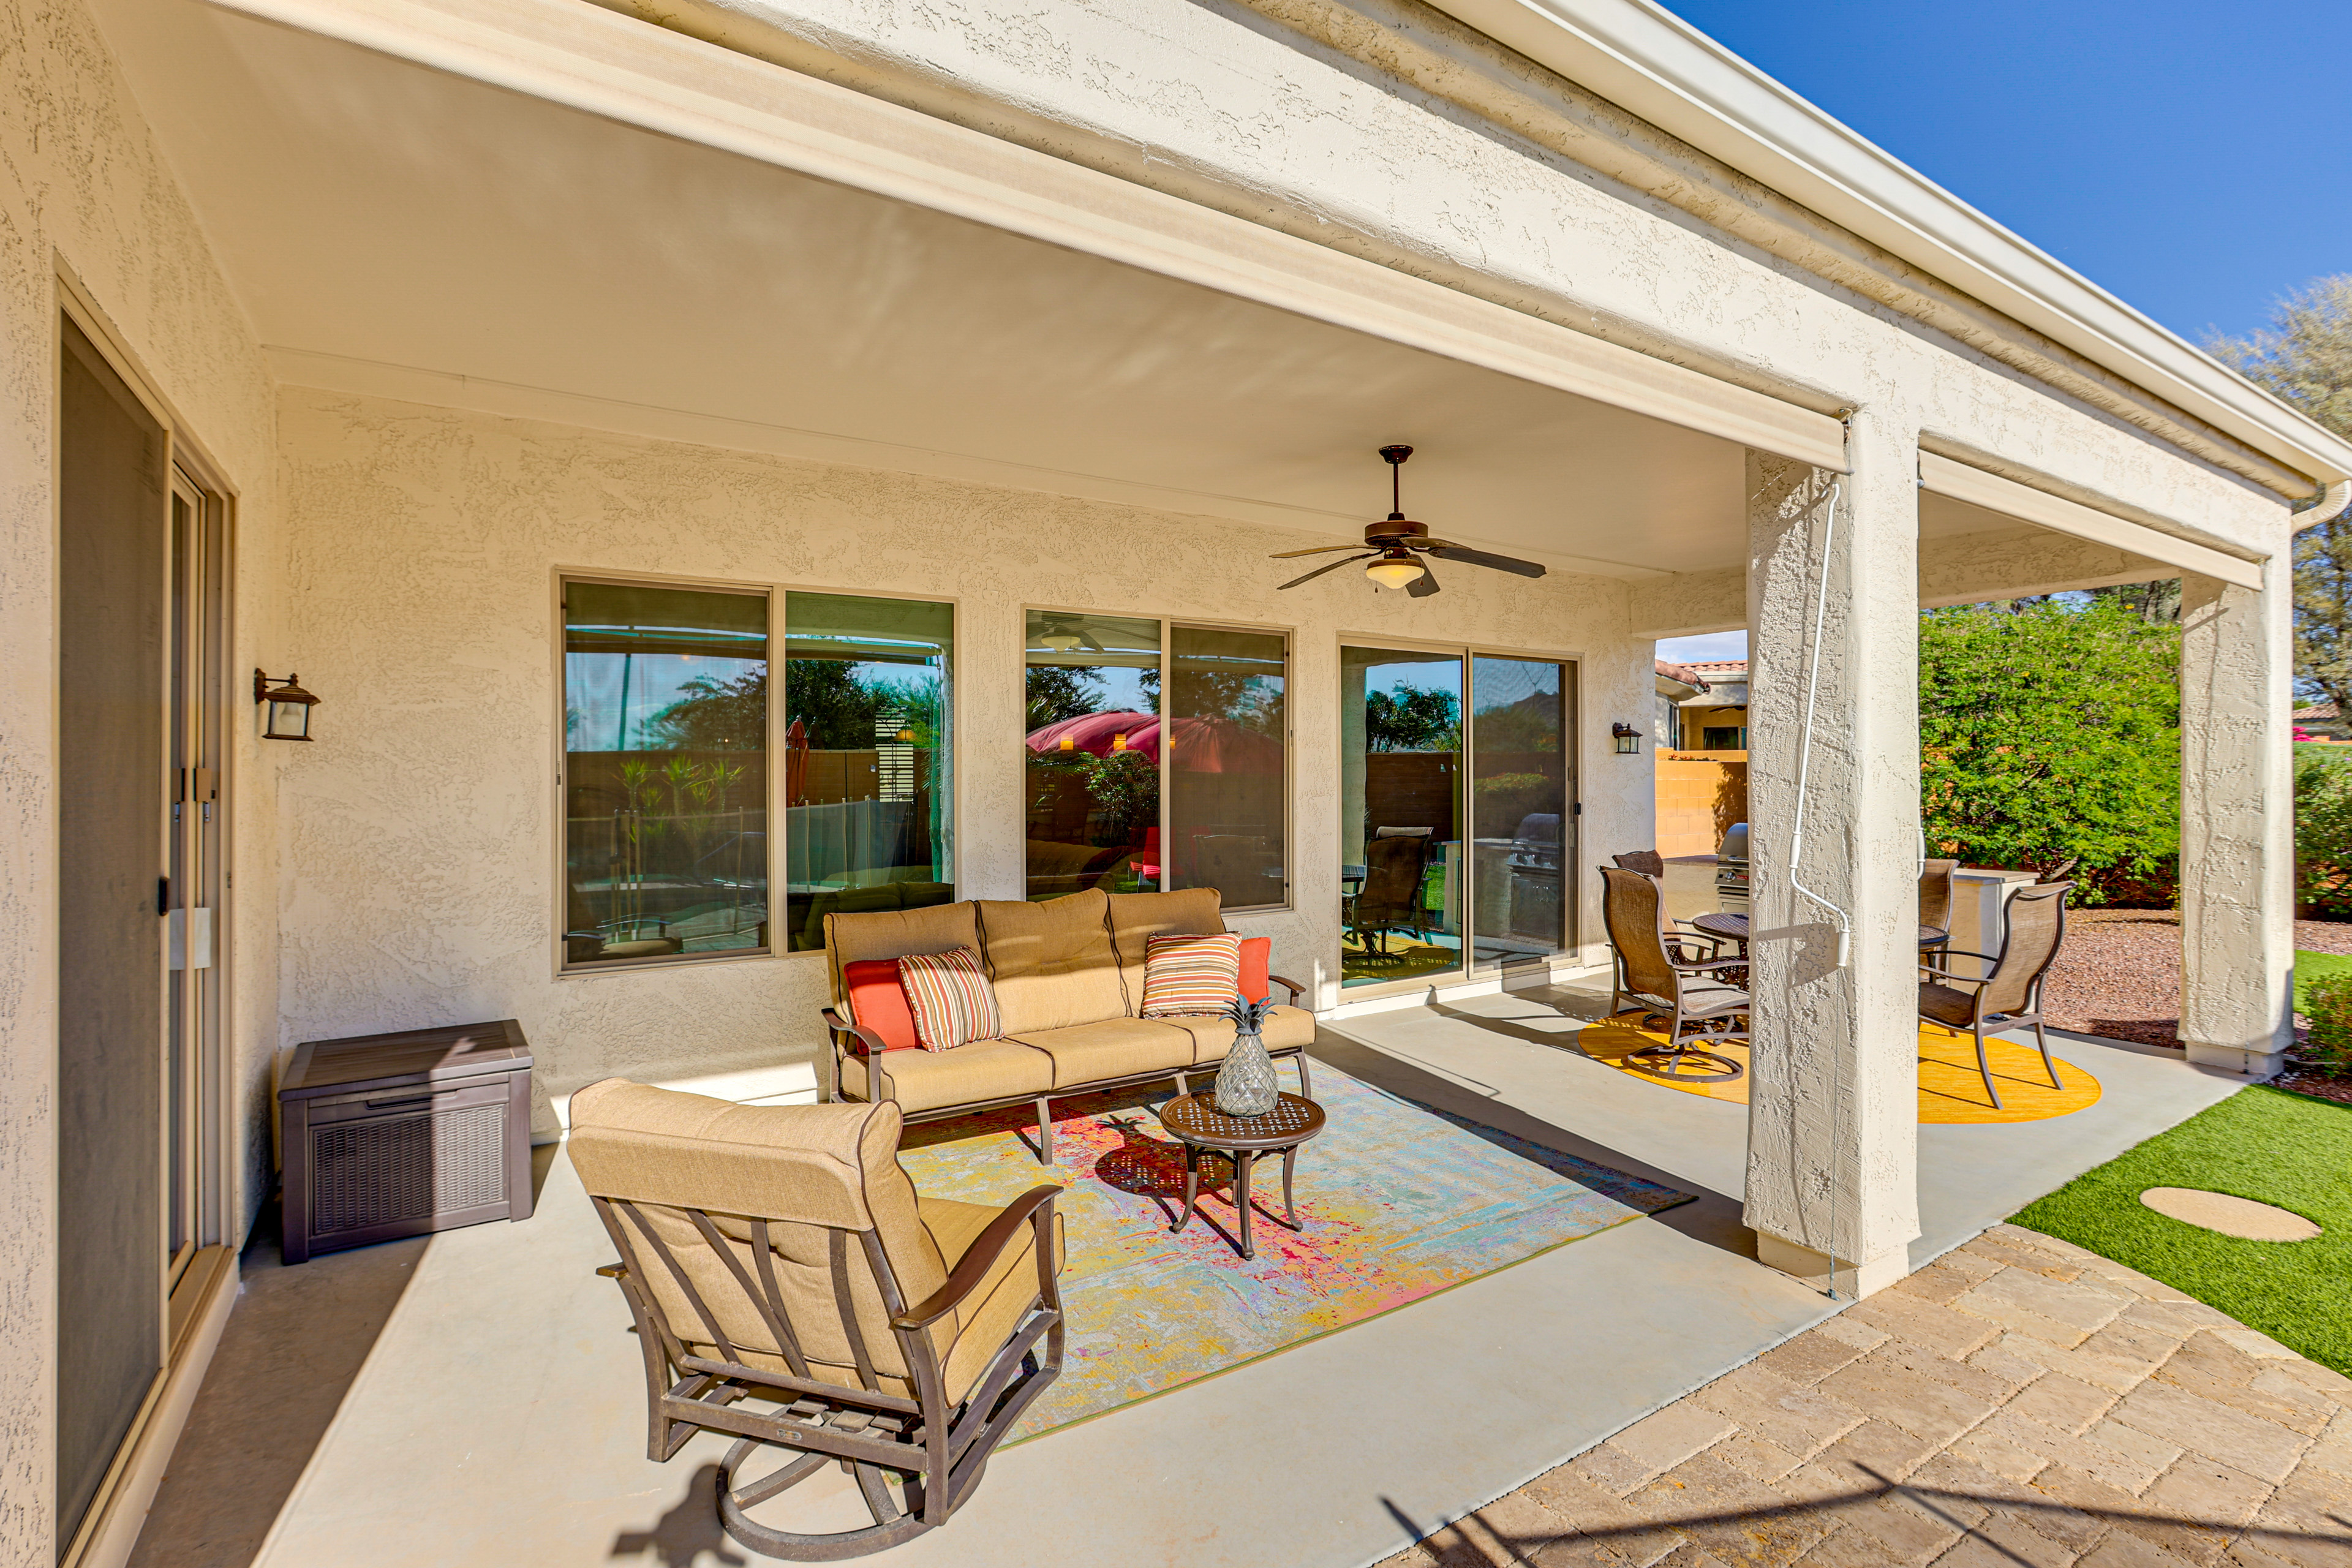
(2297, 969, 2352, 1079)
(2296, 745, 2352, 914)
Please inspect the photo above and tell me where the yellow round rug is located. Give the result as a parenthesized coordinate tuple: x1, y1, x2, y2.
(1576, 1013, 2102, 1124)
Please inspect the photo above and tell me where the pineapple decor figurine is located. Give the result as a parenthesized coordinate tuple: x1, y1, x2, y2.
(1213, 992, 1281, 1117)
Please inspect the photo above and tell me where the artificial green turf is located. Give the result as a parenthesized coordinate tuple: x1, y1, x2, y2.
(2294, 949, 2352, 1012)
(2008, 1085, 2352, 1374)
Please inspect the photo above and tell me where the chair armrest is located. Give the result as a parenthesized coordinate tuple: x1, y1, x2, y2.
(892, 1186, 1061, 1331)
(1670, 957, 1751, 975)
(1267, 973, 1308, 1005)
(1918, 957, 1991, 983)
(1932, 948, 2000, 964)
(821, 1006, 886, 1059)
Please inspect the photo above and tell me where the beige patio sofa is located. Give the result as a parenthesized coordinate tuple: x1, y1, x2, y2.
(820, 887, 1314, 1161)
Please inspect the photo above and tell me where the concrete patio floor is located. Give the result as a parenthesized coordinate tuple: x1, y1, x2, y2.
(126, 995, 2251, 1568)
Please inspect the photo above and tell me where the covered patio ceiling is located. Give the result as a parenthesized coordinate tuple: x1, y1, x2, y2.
(94, 0, 2016, 582)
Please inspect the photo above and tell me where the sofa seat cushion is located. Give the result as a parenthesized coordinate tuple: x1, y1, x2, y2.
(918, 1194, 1067, 1403)
(976, 891, 1130, 1033)
(842, 1039, 1054, 1112)
(1005, 1017, 1196, 1088)
(1152, 1005, 1317, 1065)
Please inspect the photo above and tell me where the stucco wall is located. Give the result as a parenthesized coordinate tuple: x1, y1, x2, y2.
(273, 385, 1654, 1137)
(0, 0, 281, 1553)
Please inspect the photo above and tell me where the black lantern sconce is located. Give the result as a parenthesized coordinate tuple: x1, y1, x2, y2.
(254, 669, 321, 742)
(1611, 722, 1643, 755)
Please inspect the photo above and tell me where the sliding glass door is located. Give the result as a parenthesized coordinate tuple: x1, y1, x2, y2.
(1341, 644, 1575, 990)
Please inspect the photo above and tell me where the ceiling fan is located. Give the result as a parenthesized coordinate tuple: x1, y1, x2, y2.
(1035, 614, 1106, 654)
(1271, 445, 1548, 596)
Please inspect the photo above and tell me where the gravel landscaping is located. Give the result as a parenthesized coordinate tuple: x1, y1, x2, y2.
(2037, 907, 2352, 1105)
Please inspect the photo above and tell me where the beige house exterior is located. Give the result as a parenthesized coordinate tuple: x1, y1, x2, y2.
(6, 0, 2351, 1561)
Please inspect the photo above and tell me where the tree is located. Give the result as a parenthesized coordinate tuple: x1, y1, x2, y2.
(654, 669, 766, 752)
(1918, 598, 2180, 903)
(1025, 665, 1104, 731)
(2208, 276, 2352, 709)
(1366, 684, 1460, 752)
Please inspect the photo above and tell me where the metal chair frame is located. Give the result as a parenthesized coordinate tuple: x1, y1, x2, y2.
(1598, 865, 1751, 1082)
(589, 1186, 1065, 1559)
(1918, 881, 2075, 1110)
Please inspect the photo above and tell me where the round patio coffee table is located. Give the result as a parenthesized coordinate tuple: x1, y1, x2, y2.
(1158, 1092, 1324, 1261)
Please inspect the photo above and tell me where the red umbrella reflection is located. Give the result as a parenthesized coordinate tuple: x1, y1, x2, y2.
(1024, 712, 1281, 774)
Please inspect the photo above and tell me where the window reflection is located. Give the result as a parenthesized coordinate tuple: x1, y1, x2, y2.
(564, 582, 769, 965)
(1024, 611, 1162, 901)
(783, 593, 954, 950)
(1341, 647, 1463, 987)
(1470, 656, 1571, 969)
(1169, 627, 1286, 910)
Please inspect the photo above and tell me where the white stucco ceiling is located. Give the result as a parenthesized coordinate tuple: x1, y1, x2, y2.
(91, 0, 2048, 579)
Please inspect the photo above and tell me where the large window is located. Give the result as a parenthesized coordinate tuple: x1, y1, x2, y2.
(564, 581, 771, 967)
(1341, 646, 1574, 988)
(782, 592, 954, 951)
(1024, 611, 1287, 908)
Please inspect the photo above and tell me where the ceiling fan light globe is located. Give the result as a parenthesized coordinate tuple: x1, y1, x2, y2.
(1039, 631, 1083, 652)
(1365, 557, 1426, 590)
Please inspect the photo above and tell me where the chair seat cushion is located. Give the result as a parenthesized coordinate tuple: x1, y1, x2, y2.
(1151, 1005, 1316, 1065)
(1005, 1017, 1196, 1087)
(1919, 982, 1979, 1028)
(918, 1194, 1068, 1403)
(842, 1039, 1054, 1112)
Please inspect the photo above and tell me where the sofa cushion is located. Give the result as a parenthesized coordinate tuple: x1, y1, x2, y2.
(1107, 888, 1225, 1010)
(974, 891, 1129, 1035)
(842, 1039, 1054, 1112)
(1005, 1017, 1196, 1088)
(918, 1194, 1067, 1404)
(825, 899, 980, 1008)
(843, 959, 922, 1051)
(1151, 1005, 1317, 1065)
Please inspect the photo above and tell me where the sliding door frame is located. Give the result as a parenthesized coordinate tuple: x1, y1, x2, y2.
(55, 275, 243, 1568)
(1333, 631, 1585, 1003)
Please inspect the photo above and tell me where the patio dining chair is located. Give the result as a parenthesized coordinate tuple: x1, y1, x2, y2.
(1611, 850, 1666, 878)
(1917, 881, 2075, 1110)
(567, 1080, 1065, 1560)
(1597, 865, 1749, 1080)
(1347, 831, 1431, 954)
(1918, 858, 1959, 964)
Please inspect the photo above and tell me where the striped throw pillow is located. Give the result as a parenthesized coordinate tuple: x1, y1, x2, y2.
(1140, 932, 1243, 1017)
(896, 947, 1003, 1052)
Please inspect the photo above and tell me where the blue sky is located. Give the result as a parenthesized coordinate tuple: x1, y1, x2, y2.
(1655, 0, 2351, 346)
(1654, 0, 2349, 668)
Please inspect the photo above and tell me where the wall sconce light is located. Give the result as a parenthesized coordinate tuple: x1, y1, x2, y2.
(254, 669, 321, 742)
(1612, 722, 1643, 755)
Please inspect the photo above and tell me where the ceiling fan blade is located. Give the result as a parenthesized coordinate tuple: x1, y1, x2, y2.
(1277, 554, 1373, 590)
(1428, 545, 1547, 579)
(1079, 631, 1106, 653)
(1407, 562, 1441, 597)
(1270, 544, 1369, 559)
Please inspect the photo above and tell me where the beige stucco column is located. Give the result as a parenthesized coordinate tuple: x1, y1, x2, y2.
(2177, 558, 2294, 1077)
(1741, 420, 1922, 1298)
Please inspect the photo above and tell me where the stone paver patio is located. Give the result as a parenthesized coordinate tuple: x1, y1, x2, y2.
(1382, 1224, 2352, 1567)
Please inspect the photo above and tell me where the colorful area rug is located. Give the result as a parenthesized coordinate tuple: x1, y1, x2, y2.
(896, 1068, 1692, 1439)
(1574, 1013, 2103, 1124)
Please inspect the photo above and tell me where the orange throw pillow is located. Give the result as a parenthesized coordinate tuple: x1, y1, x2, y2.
(843, 959, 922, 1051)
(1238, 936, 1272, 1005)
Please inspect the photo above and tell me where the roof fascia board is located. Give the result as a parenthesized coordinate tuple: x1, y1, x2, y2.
(1918, 452, 2264, 590)
(195, 0, 1848, 469)
(1421, 0, 2352, 489)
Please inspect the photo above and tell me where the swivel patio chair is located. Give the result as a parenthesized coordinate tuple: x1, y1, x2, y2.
(567, 1080, 1065, 1560)
(1917, 880, 2075, 1110)
(1597, 865, 1749, 1080)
